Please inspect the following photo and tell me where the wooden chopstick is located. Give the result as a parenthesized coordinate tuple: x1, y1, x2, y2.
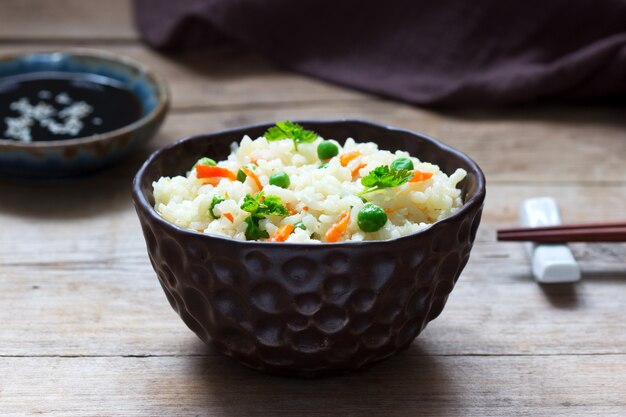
(497, 222, 626, 243)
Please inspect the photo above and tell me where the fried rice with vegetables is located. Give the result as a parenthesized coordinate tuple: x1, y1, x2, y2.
(152, 121, 466, 243)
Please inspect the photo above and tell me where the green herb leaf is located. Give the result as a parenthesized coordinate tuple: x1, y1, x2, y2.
(260, 195, 289, 216)
(209, 195, 225, 219)
(240, 192, 288, 217)
(241, 193, 261, 214)
(244, 215, 269, 240)
(264, 121, 319, 150)
(240, 192, 289, 240)
(358, 165, 413, 196)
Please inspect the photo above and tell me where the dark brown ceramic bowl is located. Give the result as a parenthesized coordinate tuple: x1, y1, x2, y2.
(132, 120, 486, 377)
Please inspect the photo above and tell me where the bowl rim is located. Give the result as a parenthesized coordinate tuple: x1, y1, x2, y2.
(0, 48, 170, 148)
(132, 119, 486, 247)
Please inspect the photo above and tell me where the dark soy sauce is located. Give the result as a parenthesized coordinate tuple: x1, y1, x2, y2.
(0, 72, 142, 142)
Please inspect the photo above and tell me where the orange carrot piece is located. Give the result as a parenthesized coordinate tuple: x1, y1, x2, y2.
(241, 166, 263, 190)
(409, 170, 434, 182)
(384, 208, 395, 214)
(269, 224, 295, 242)
(250, 157, 259, 166)
(196, 165, 236, 180)
(339, 150, 361, 167)
(351, 162, 367, 179)
(223, 212, 234, 223)
(325, 211, 351, 243)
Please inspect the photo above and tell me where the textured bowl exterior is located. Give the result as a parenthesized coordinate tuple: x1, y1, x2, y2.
(0, 49, 169, 178)
(133, 120, 485, 376)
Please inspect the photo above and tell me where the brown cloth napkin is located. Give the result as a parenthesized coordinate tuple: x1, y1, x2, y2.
(134, 0, 626, 106)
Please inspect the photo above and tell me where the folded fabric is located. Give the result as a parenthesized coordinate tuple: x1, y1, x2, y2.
(134, 0, 626, 106)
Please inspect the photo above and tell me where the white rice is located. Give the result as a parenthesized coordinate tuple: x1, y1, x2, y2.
(153, 135, 466, 243)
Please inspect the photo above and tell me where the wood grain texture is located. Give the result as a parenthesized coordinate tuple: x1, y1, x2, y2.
(2, 43, 623, 183)
(0, 45, 369, 108)
(0, 45, 623, 185)
(0, 0, 136, 41)
(1, 355, 625, 417)
(148, 107, 626, 183)
(1, 184, 625, 357)
(1, 2, 626, 416)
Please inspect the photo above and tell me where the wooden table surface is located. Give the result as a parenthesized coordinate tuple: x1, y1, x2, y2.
(1, 1, 625, 416)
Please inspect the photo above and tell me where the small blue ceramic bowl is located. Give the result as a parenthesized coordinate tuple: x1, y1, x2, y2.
(0, 49, 169, 178)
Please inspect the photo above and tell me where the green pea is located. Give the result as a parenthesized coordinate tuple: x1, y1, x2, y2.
(318, 162, 329, 169)
(317, 141, 339, 160)
(195, 157, 216, 168)
(237, 164, 257, 182)
(357, 203, 388, 233)
(391, 157, 414, 171)
(294, 221, 307, 230)
(209, 195, 225, 219)
(269, 172, 290, 188)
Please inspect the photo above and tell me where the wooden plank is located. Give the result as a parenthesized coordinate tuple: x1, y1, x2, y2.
(0, 46, 623, 185)
(0, 0, 136, 41)
(0, 45, 370, 108)
(1, 355, 625, 416)
(1, 258, 625, 357)
(1, 184, 624, 356)
(145, 108, 626, 183)
(1, 8, 623, 413)
(1, 182, 624, 266)
(2, 43, 622, 184)
(3, 102, 594, 185)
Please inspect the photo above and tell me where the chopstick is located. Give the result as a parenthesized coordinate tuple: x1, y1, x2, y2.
(497, 221, 626, 243)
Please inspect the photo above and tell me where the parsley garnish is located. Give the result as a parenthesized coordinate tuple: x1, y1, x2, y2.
(209, 195, 225, 219)
(240, 192, 289, 217)
(240, 192, 289, 240)
(264, 121, 319, 151)
(243, 215, 269, 240)
(358, 165, 413, 196)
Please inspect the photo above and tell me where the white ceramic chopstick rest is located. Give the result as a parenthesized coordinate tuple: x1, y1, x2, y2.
(520, 197, 581, 283)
